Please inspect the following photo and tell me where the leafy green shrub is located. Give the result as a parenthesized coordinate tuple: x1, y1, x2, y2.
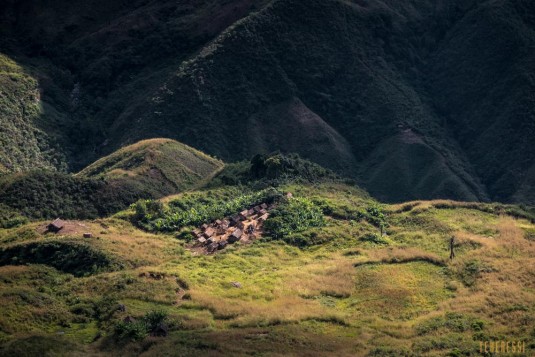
(133, 199, 165, 222)
(114, 310, 168, 341)
(364, 204, 389, 234)
(264, 197, 325, 245)
(94, 296, 119, 322)
(279, 232, 329, 247)
(115, 320, 148, 341)
(460, 260, 482, 287)
(70, 303, 95, 318)
(416, 312, 486, 335)
(143, 310, 168, 331)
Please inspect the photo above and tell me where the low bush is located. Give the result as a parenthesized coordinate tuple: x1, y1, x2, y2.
(459, 260, 482, 287)
(359, 233, 388, 245)
(115, 320, 148, 341)
(115, 310, 168, 341)
(416, 312, 486, 335)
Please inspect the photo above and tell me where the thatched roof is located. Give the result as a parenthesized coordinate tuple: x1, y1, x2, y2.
(48, 218, 65, 231)
(203, 228, 215, 238)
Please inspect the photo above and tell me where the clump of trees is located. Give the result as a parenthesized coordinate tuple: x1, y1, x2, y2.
(211, 153, 343, 187)
(250, 153, 339, 182)
(0, 204, 28, 229)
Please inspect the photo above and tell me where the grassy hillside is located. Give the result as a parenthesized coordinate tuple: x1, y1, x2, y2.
(77, 138, 224, 194)
(0, 179, 533, 356)
(0, 139, 223, 220)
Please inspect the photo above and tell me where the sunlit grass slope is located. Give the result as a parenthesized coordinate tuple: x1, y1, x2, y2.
(0, 181, 533, 356)
(77, 138, 224, 193)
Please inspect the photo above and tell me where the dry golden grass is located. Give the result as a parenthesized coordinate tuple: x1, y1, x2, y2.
(495, 216, 532, 257)
(354, 247, 445, 267)
(453, 231, 497, 249)
(286, 256, 355, 299)
(187, 290, 338, 327)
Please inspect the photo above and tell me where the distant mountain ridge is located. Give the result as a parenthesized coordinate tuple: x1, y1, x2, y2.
(1, 0, 534, 204)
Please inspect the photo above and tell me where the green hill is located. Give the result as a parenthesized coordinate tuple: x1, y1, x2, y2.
(0, 139, 223, 220)
(1, 0, 535, 204)
(77, 138, 224, 193)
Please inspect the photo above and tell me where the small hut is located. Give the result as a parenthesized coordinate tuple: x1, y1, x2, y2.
(260, 203, 268, 209)
(258, 213, 269, 222)
(203, 227, 215, 238)
(219, 220, 229, 231)
(207, 242, 219, 253)
(239, 210, 249, 220)
(228, 229, 243, 243)
(47, 218, 65, 233)
(229, 215, 240, 226)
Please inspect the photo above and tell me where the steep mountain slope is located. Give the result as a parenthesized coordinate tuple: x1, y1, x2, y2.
(426, 0, 535, 202)
(0, 0, 272, 169)
(246, 98, 358, 177)
(0, 54, 69, 172)
(108, 0, 493, 202)
(1, 0, 534, 204)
